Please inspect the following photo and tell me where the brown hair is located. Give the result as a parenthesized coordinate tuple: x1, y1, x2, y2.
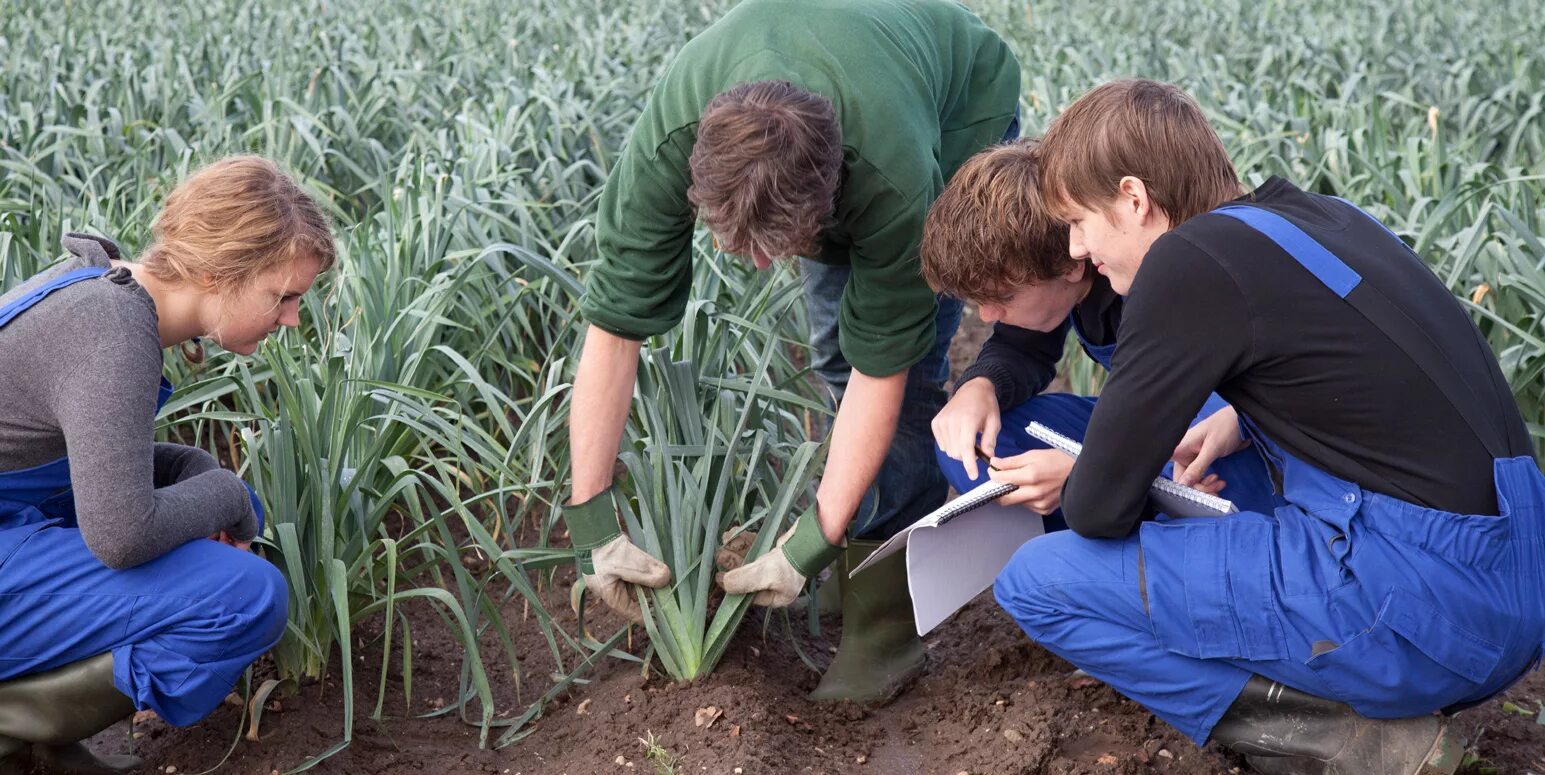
(687, 81, 843, 259)
(921, 139, 1072, 304)
(1038, 79, 1242, 226)
(141, 155, 336, 294)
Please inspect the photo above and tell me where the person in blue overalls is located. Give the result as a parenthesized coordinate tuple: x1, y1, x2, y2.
(0, 156, 334, 774)
(920, 138, 1276, 530)
(941, 81, 1542, 774)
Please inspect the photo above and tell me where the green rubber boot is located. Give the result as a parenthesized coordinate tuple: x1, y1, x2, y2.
(807, 540, 926, 703)
(0, 654, 142, 775)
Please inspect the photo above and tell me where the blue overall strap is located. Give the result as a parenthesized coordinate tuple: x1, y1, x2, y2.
(1070, 313, 1117, 369)
(1211, 204, 1512, 459)
(0, 267, 111, 329)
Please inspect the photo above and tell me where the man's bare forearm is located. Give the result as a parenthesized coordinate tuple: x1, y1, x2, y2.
(814, 368, 907, 544)
(569, 325, 642, 504)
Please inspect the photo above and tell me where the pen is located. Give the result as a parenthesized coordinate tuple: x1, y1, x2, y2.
(974, 445, 999, 473)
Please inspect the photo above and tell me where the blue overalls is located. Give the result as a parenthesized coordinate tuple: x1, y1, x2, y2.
(934, 309, 1279, 533)
(0, 267, 286, 727)
(993, 201, 1545, 744)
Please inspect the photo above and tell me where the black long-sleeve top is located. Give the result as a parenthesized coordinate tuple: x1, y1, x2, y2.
(1060, 177, 1532, 538)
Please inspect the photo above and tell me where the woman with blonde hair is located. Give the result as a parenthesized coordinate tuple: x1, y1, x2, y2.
(0, 156, 334, 774)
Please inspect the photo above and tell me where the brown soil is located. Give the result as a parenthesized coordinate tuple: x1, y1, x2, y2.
(81, 313, 1545, 775)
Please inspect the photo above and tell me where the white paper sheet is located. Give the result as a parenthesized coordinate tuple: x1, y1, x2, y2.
(851, 480, 1045, 636)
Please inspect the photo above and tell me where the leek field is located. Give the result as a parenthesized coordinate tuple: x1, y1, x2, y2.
(1, 0, 1541, 770)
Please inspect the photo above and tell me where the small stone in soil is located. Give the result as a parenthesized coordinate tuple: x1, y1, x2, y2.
(857, 755, 868, 764)
(576, 698, 592, 716)
(1003, 729, 1024, 743)
(614, 755, 626, 765)
(1158, 749, 1174, 759)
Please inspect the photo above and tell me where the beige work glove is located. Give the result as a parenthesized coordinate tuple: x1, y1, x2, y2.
(714, 527, 759, 572)
(585, 534, 671, 624)
(564, 486, 670, 624)
(717, 508, 842, 608)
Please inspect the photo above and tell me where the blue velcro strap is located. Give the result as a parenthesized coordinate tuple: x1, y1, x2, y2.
(1212, 206, 1362, 298)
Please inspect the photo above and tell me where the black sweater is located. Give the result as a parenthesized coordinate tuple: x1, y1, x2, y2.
(1058, 177, 1531, 538)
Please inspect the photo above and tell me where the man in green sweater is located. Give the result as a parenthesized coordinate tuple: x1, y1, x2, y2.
(562, 0, 1019, 701)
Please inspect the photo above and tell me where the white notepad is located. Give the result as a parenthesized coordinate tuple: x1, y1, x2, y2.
(1024, 422, 1238, 518)
(850, 421, 1238, 636)
(851, 479, 1046, 636)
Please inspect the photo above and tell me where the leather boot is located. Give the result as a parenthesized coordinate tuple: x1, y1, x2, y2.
(1210, 676, 1463, 775)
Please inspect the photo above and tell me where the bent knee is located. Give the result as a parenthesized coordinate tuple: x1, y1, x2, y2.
(221, 555, 289, 647)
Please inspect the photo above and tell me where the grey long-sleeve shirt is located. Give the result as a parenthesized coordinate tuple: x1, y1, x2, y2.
(0, 234, 257, 568)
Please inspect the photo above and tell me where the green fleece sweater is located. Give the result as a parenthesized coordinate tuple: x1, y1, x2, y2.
(581, 0, 1019, 376)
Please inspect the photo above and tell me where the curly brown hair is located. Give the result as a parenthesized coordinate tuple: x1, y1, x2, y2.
(920, 138, 1072, 304)
(687, 81, 843, 260)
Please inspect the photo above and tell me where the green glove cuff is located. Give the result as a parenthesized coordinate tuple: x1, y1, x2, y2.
(780, 508, 843, 578)
(564, 487, 623, 574)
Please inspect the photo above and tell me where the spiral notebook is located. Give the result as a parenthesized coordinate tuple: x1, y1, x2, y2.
(1024, 422, 1238, 518)
(850, 422, 1237, 636)
(849, 480, 1047, 636)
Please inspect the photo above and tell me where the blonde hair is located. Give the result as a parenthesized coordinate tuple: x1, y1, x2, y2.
(140, 156, 336, 293)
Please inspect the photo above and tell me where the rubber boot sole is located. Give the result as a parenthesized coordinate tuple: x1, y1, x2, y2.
(31, 742, 142, 775)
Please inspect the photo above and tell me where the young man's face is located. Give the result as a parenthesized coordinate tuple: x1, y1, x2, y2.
(1062, 178, 1170, 295)
(976, 262, 1091, 332)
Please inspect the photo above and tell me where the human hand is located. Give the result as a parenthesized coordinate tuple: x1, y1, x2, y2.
(931, 377, 1001, 481)
(718, 508, 841, 608)
(584, 534, 672, 624)
(1170, 406, 1249, 492)
(988, 448, 1075, 515)
(209, 531, 254, 552)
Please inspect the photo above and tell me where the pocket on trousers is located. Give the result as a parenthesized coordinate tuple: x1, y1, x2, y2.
(1142, 517, 1289, 661)
(1307, 587, 1505, 716)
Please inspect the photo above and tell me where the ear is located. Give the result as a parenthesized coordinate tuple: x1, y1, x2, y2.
(1059, 259, 1088, 284)
(1116, 176, 1172, 231)
(1116, 176, 1151, 220)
